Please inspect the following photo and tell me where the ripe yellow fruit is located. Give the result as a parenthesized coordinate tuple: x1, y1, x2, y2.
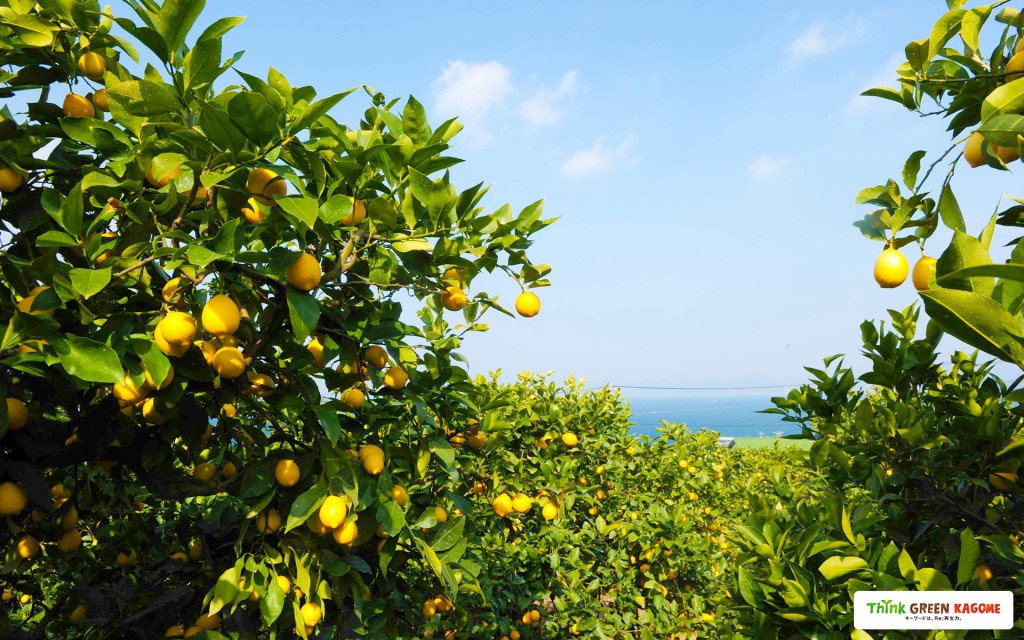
(256, 509, 282, 534)
(339, 196, 366, 226)
(434, 506, 448, 523)
(247, 371, 276, 397)
(17, 534, 39, 559)
(193, 463, 215, 482)
(384, 366, 409, 390)
(92, 88, 109, 112)
(212, 346, 246, 378)
(341, 386, 365, 410)
(441, 286, 467, 311)
(202, 294, 240, 337)
(306, 511, 331, 535)
(515, 291, 541, 317)
(1, 590, 11, 602)
(5, 397, 28, 430)
(20, 594, 32, 604)
(183, 626, 203, 638)
(154, 325, 188, 357)
(391, 485, 408, 507)
(165, 626, 186, 638)
(319, 495, 349, 528)
(561, 432, 578, 447)
(989, 472, 1017, 491)
(423, 600, 437, 619)
(873, 248, 909, 288)
(492, 492, 513, 517)
(275, 459, 300, 487)
(58, 529, 83, 552)
(78, 52, 106, 80)
(364, 345, 389, 368)
(1007, 51, 1024, 79)
(510, 630, 521, 640)
(965, 131, 985, 168)
(276, 575, 291, 593)
(688, 491, 699, 502)
(307, 336, 326, 367)
(912, 256, 937, 291)
(287, 253, 322, 291)
(241, 196, 267, 224)
(63, 93, 95, 118)
(195, 613, 221, 630)
(247, 168, 287, 206)
(333, 520, 359, 546)
(467, 432, 488, 448)
(511, 493, 532, 513)
(146, 164, 182, 188)
(159, 312, 197, 344)
(300, 602, 322, 626)
(360, 444, 385, 475)
(974, 564, 993, 586)
(112, 374, 147, 405)
(542, 502, 558, 521)
(994, 142, 1020, 164)
(529, 610, 541, 623)
(0, 165, 24, 192)
(69, 604, 88, 622)
(0, 482, 27, 515)
(142, 397, 166, 425)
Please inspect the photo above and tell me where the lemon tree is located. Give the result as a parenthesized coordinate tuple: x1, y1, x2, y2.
(0, 1, 553, 637)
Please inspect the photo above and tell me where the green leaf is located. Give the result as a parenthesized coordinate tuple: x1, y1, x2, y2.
(781, 579, 808, 607)
(938, 184, 966, 232)
(982, 77, 1024, 121)
(209, 218, 243, 258)
(4, 13, 58, 46)
(936, 230, 993, 294)
(1, 309, 58, 352)
(108, 79, 181, 119)
(184, 36, 222, 91)
(941, 263, 1024, 282)
(906, 38, 930, 74)
(318, 194, 353, 226)
(260, 568, 285, 625)
(228, 92, 278, 147)
(978, 115, 1024, 147)
(902, 150, 926, 190)
(314, 404, 341, 445)
(35, 230, 79, 248)
(197, 15, 244, 43)
(133, 338, 171, 388)
(285, 485, 327, 533)
(51, 334, 122, 383)
(276, 196, 318, 231)
(402, 95, 429, 145)
(69, 267, 111, 299)
(209, 566, 239, 615)
(376, 500, 406, 536)
(60, 118, 132, 154)
(956, 528, 980, 585)
(961, 7, 992, 52)
(928, 9, 966, 60)
(429, 436, 455, 467)
(153, 0, 205, 54)
(818, 555, 869, 580)
(430, 515, 466, 553)
(286, 288, 320, 343)
(200, 102, 246, 154)
(915, 568, 953, 591)
(59, 181, 84, 237)
(239, 463, 275, 499)
(291, 89, 356, 134)
(391, 238, 433, 253)
(920, 288, 1024, 367)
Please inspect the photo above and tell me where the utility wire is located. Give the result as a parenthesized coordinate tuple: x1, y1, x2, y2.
(586, 384, 801, 391)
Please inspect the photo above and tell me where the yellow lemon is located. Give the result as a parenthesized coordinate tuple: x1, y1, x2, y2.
(241, 196, 267, 224)
(339, 197, 366, 226)
(0, 165, 24, 193)
(159, 312, 196, 344)
(384, 366, 409, 390)
(515, 291, 541, 317)
(341, 386, 365, 410)
(319, 495, 349, 528)
(112, 374, 147, 405)
(307, 336, 325, 366)
(63, 93, 95, 118)
(391, 485, 408, 507)
(561, 432, 578, 447)
(363, 345, 388, 368)
(434, 506, 448, 523)
(77, 52, 106, 80)
(193, 462, 216, 482)
(511, 493, 532, 513)
(333, 520, 359, 546)
(287, 253, 321, 291)
(58, 529, 82, 552)
(195, 613, 221, 630)
(5, 397, 28, 430)
(276, 575, 291, 593)
(144, 364, 174, 390)
(155, 326, 188, 357)
(300, 602, 322, 627)
(247, 168, 287, 206)
(912, 256, 937, 291)
(212, 347, 246, 378)
(965, 131, 985, 168)
(974, 564, 993, 586)
(221, 461, 238, 478)
(873, 248, 908, 288)
(92, 88, 109, 112)
(17, 534, 39, 559)
(275, 459, 300, 487)
(256, 509, 281, 534)
(492, 492, 513, 517)
(360, 444, 385, 475)
(0, 482, 27, 515)
(542, 502, 558, 521)
(441, 286, 467, 311)
(202, 294, 240, 337)
(247, 371, 276, 397)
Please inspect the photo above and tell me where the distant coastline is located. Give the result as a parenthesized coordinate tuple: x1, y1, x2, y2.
(626, 395, 801, 439)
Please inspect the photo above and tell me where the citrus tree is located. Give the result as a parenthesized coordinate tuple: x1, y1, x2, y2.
(733, 306, 1024, 638)
(0, 1, 554, 637)
(858, 0, 1024, 371)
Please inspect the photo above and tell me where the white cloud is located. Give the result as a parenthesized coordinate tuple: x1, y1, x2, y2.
(747, 155, 793, 181)
(787, 22, 859, 60)
(432, 60, 513, 147)
(845, 53, 905, 118)
(520, 71, 578, 127)
(561, 137, 634, 177)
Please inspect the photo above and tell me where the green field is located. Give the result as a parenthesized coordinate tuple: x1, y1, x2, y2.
(730, 437, 812, 450)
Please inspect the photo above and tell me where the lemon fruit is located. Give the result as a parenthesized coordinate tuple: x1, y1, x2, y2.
(300, 602, 322, 627)
(256, 509, 282, 534)
(57, 529, 82, 552)
(5, 397, 28, 430)
(873, 248, 909, 288)
(241, 196, 268, 224)
(0, 165, 24, 192)
(965, 131, 985, 168)
(515, 291, 541, 317)
(974, 564, 993, 586)
(333, 520, 359, 546)
(287, 253, 322, 291)
(492, 492, 513, 517)
(441, 286, 467, 311)
(193, 463, 216, 482)
(77, 52, 106, 80)
(339, 197, 366, 226)
(912, 256, 937, 291)
(63, 93, 95, 118)
(17, 534, 40, 559)
(307, 336, 326, 367)
(319, 495, 349, 528)
(391, 485, 408, 507)
(434, 506, 448, 523)
(196, 613, 221, 630)
(542, 502, 558, 521)
(360, 444, 385, 475)
(112, 374, 147, 405)
(70, 604, 88, 622)
(247, 168, 287, 206)
(511, 493, 532, 513)
(158, 312, 196, 345)
(202, 294, 240, 337)
(384, 366, 409, 390)
(0, 482, 27, 515)
(212, 347, 246, 379)
(989, 471, 1017, 491)
(364, 345, 388, 368)
(561, 432, 578, 447)
(92, 88, 109, 112)
(341, 386, 365, 410)
(275, 460, 300, 487)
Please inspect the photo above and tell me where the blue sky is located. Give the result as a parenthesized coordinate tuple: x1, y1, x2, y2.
(112, 2, 1024, 391)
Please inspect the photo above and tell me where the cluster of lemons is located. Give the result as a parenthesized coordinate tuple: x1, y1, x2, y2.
(873, 248, 936, 291)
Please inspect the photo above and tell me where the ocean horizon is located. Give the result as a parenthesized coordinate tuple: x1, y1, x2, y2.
(624, 395, 800, 439)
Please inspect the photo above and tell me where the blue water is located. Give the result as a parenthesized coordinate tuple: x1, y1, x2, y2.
(625, 396, 799, 438)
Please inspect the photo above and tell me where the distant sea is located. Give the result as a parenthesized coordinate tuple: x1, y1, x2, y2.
(625, 396, 800, 439)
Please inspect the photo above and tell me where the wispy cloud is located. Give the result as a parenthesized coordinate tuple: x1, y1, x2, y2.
(561, 137, 634, 177)
(432, 60, 513, 147)
(787, 21, 860, 61)
(845, 53, 905, 118)
(747, 155, 793, 181)
(520, 71, 578, 127)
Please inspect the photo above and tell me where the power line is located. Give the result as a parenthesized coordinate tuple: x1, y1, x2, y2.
(589, 384, 801, 391)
